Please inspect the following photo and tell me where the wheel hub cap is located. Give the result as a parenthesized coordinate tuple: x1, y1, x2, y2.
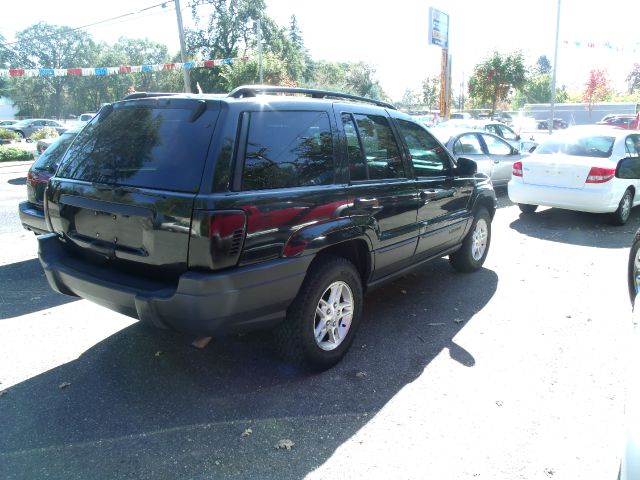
(314, 281, 354, 351)
(471, 219, 488, 261)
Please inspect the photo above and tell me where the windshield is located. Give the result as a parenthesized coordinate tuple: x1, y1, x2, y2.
(56, 101, 216, 193)
(32, 131, 79, 171)
(535, 133, 615, 158)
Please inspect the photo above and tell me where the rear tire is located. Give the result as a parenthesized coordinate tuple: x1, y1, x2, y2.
(274, 255, 363, 368)
(450, 208, 491, 273)
(610, 189, 633, 226)
(518, 203, 538, 214)
(16, 131, 25, 140)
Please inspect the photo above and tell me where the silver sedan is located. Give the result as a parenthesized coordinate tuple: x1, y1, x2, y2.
(4, 119, 67, 139)
(432, 128, 525, 187)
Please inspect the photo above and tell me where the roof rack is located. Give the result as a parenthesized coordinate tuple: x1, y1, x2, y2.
(227, 85, 397, 110)
(122, 92, 180, 100)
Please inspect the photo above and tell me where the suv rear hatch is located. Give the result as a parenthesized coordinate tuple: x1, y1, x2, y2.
(47, 97, 219, 280)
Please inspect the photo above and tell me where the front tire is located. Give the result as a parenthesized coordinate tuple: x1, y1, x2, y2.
(274, 255, 363, 368)
(610, 189, 633, 226)
(450, 207, 491, 273)
(518, 203, 538, 214)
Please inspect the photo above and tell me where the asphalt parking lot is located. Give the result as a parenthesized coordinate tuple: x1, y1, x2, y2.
(0, 159, 636, 480)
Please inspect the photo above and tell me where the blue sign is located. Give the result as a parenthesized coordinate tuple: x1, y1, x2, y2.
(428, 7, 449, 49)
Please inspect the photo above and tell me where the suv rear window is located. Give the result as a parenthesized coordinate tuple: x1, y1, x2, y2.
(56, 102, 215, 192)
(32, 131, 78, 172)
(241, 111, 334, 190)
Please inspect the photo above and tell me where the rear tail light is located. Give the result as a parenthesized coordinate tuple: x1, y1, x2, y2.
(585, 167, 615, 183)
(27, 170, 36, 187)
(513, 161, 523, 177)
(188, 210, 247, 270)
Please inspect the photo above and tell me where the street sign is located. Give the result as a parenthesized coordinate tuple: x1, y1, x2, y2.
(428, 7, 449, 49)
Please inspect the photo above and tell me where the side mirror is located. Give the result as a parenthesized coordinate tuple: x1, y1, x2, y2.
(455, 157, 477, 176)
(616, 157, 640, 179)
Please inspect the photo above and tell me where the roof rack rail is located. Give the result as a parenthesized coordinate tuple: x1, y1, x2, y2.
(227, 85, 397, 110)
(122, 92, 180, 100)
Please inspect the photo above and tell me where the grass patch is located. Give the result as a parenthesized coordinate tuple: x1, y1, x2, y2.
(0, 146, 34, 162)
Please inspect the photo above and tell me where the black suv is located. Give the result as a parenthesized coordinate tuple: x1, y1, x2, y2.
(38, 86, 497, 367)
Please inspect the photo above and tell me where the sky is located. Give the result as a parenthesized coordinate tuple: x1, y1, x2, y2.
(2, 0, 639, 101)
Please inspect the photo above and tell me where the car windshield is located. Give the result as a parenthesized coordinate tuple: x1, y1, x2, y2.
(32, 131, 79, 171)
(535, 133, 615, 158)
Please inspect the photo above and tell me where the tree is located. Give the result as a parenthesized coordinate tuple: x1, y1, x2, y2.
(583, 69, 612, 119)
(421, 75, 440, 111)
(468, 51, 526, 118)
(398, 89, 421, 109)
(626, 63, 640, 94)
(535, 55, 552, 75)
(344, 62, 386, 100)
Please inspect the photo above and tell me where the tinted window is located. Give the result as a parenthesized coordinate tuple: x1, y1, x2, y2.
(342, 113, 367, 181)
(497, 125, 518, 141)
(241, 111, 334, 190)
(396, 118, 449, 176)
(482, 134, 512, 155)
(57, 103, 214, 192)
(353, 113, 404, 180)
(33, 131, 78, 171)
(453, 134, 483, 155)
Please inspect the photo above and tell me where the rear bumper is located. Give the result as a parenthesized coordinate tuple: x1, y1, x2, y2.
(508, 180, 619, 213)
(18, 201, 49, 235)
(38, 234, 313, 335)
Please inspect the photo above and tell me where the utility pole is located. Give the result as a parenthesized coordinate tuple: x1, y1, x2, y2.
(257, 18, 263, 84)
(549, 0, 561, 134)
(174, 0, 191, 93)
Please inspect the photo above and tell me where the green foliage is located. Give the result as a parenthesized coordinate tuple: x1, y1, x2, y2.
(0, 129, 18, 141)
(219, 51, 293, 89)
(302, 60, 387, 100)
(0, 146, 34, 162)
(535, 55, 552, 75)
(468, 51, 526, 117)
(421, 75, 440, 110)
(626, 63, 640, 94)
(30, 127, 59, 141)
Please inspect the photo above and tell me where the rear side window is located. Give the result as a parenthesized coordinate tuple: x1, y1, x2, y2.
(241, 111, 334, 190)
(57, 103, 215, 192)
(32, 132, 78, 171)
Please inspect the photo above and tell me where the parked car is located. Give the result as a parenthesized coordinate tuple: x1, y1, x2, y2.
(432, 128, 524, 187)
(37, 86, 497, 367)
(0, 119, 18, 127)
(597, 114, 639, 130)
(537, 118, 568, 130)
(508, 126, 640, 225)
(436, 119, 538, 153)
(450, 112, 471, 120)
(19, 126, 81, 234)
(77, 112, 95, 123)
(622, 232, 640, 480)
(4, 119, 67, 139)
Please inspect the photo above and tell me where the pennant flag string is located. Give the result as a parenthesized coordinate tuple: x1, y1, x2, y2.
(562, 39, 640, 53)
(0, 56, 249, 78)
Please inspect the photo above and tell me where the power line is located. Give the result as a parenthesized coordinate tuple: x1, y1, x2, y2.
(0, 1, 175, 48)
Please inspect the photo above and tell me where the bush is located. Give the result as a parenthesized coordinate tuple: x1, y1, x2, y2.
(0, 128, 18, 141)
(30, 127, 59, 142)
(0, 146, 34, 162)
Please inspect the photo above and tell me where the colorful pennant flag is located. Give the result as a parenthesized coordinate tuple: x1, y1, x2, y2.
(0, 56, 249, 78)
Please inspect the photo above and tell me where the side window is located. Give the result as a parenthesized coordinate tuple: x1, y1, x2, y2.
(485, 124, 500, 136)
(481, 134, 512, 155)
(353, 113, 405, 180)
(33, 120, 45, 127)
(453, 134, 483, 156)
(241, 111, 334, 190)
(342, 113, 367, 181)
(626, 135, 640, 157)
(497, 125, 518, 141)
(396, 119, 450, 177)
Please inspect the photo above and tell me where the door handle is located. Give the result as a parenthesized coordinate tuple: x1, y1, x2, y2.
(419, 189, 438, 201)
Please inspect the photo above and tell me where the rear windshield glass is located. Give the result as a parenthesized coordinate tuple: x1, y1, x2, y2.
(536, 134, 615, 158)
(56, 102, 215, 192)
(33, 131, 78, 171)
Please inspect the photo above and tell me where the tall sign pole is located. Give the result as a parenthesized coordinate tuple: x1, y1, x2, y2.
(174, 0, 191, 93)
(429, 7, 450, 120)
(549, 0, 561, 134)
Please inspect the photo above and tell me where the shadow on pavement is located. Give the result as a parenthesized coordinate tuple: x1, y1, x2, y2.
(0, 259, 498, 479)
(0, 258, 78, 319)
(509, 206, 640, 249)
(7, 177, 26, 186)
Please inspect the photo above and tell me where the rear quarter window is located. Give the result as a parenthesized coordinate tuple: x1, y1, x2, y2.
(241, 111, 334, 190)
(56, 102, 216, 193)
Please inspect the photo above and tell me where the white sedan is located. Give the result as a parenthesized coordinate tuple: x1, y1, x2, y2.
(508, 126, 640, 225)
